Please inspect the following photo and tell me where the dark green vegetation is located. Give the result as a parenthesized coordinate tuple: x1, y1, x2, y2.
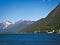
(18, 3, 60, 34)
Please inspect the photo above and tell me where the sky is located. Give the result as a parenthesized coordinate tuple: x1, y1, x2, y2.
(0, 0, 60, 23)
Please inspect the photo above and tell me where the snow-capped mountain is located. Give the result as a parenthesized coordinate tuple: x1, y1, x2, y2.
(5, 20, 34, 32)
(0, 20, 34, 33)
(0, 21, 12, 29)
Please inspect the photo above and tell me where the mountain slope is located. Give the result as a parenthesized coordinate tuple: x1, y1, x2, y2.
(0, 21, 12, 29)
(0, 20, 34, 34)
(18, 3, 60, 33)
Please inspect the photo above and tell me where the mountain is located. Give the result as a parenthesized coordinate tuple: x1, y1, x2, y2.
(0, 21, 12, 29)
(0, 20, 34, 34)
(18, 3, 60, 34)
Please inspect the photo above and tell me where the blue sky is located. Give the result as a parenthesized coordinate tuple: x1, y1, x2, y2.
(0, 0, 60, 23)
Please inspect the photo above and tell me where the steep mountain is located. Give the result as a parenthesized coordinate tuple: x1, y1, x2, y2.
(18, 3, 60, 33)
(0, 20, 34, 33)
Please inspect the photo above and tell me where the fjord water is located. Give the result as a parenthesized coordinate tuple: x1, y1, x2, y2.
(0, 34, 60, 45)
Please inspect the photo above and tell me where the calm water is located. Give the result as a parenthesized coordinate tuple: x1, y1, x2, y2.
(0, 34, 60, 45)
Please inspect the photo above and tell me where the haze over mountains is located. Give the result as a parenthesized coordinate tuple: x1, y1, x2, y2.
(18, 3, 60, 34)
(0, 20, 34, 34)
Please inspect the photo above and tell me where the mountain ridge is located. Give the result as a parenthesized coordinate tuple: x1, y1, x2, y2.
(0, 20, 34, 33)
(18, 3, 60, 34)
